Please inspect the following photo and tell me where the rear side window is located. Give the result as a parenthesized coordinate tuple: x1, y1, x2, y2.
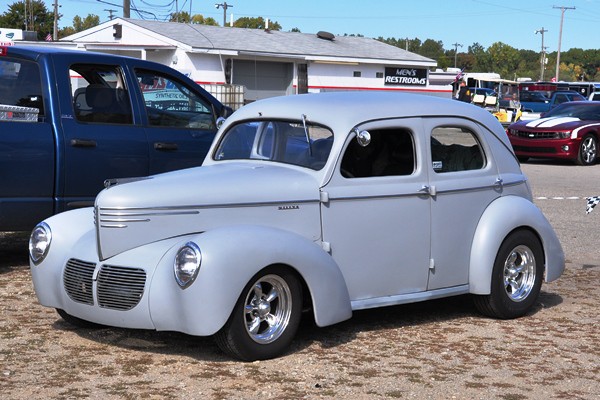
(135, 69, 215, 130)
(0, 58, 44, 121)
(431, 126, 485, 173)
(70, 64, 133, 125)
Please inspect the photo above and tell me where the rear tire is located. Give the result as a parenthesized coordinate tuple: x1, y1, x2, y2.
(215, 266, 302, 361)
(474, 230, 543, 319)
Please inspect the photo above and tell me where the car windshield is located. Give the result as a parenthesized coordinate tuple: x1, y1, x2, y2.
(544, 103, 600, 120)
(214, 120, 334, 170)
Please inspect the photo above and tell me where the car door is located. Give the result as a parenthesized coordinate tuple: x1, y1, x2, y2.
(321, 119, 431, 307)
(133, 69, 218, 174)
(55, 60, 148, 213)
(0, 56, 54, 230)
(424, 118, 501, 290)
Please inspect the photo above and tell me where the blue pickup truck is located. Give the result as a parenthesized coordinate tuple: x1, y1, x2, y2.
(0, 45, 231, 231)
(520, 90, 586, 114)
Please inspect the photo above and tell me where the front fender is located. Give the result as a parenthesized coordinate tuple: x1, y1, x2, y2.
(149, 225, 352, 336)
(469, 196, 565, 294)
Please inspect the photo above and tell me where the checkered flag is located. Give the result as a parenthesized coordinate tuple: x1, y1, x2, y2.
(586, 196, 600, 214)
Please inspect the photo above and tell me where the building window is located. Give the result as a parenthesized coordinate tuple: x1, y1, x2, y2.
(353, 71, 361, 77)
(376, 72, 384, 78)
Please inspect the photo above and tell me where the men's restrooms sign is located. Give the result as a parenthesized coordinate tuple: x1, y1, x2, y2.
(384, 67, 427, 86)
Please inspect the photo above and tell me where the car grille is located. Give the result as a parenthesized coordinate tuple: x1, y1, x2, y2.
(512, 130, 561, 139)
(97, 265, 146, 311)
(64, 259, 96, 305)
(63, 259, 146, 311)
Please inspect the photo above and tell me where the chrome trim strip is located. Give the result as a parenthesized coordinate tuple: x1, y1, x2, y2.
(99, 218, 151, 223)
(97, 199, 319, 212)
(100, 224, 128, 228)
(351, 285, 470, 311)
(328, 180, 526, 202)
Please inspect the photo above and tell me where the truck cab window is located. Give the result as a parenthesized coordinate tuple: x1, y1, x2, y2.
(70, 64, 133, 125)
(0, 59, 44, 121)
(135, 69, 215, 130)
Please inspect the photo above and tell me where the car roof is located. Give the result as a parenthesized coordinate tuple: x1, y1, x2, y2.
(227, 91, 507, 143)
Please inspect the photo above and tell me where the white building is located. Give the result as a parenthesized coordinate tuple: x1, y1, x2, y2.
(60, 18, 451, 107)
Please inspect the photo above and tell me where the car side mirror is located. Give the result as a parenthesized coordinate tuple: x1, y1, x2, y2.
(355, 129, 371, 147)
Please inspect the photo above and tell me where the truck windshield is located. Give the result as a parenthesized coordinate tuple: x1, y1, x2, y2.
(214, 120, 334, 170)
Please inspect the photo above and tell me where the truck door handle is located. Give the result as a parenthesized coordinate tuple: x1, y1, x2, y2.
(70, 138, 97, 148)
(154, 142, 178, 151)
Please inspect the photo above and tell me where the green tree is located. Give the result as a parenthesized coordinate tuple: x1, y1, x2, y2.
(191, 14, 219, 26)
(233, 17, 281, 30)
(170, 11, 191, 23)
(58, 14, 100, 38)
(487, 42, 520, 78)
(420, 39, 445, 61)
(0, 0, 54, 40)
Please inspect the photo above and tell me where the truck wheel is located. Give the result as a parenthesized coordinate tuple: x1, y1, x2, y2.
(215, 267, 302, 361)
(473, 230, 543, 319)
(56, 309, 101, 328)
(577, 134, 597, 165)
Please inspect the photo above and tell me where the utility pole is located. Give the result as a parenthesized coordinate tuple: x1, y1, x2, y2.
(553, 5, 575, 82)
(215, 2, 233, 27)
(123, 0, 130, 18)
(53, 1, 59, 41)
(535, 27, 548, 81)
(452, 42, 463, 68)
(105, 9, 117, 20)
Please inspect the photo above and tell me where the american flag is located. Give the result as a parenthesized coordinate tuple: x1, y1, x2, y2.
(45, 33, 52, 42)
(586, 196, 600, 214)
(453, 68, 465, 83)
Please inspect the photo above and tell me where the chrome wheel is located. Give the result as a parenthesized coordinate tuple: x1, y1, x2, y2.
(502, 245, 536, 302)
(578, 135, 597, 165)
(244, 274, 292, 344)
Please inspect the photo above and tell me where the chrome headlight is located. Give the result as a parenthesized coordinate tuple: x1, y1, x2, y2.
(174, 242, 202, 288)
(29, 222, 52, 265)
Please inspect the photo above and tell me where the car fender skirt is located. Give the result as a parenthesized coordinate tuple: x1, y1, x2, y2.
(149, 225, 352, 336)
(469, 196, 565, 294)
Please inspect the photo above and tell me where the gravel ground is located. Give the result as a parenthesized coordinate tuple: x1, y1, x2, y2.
(1, 163, 600, 399)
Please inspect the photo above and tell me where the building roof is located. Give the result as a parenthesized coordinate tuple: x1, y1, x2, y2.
(65, 18, 436, 67)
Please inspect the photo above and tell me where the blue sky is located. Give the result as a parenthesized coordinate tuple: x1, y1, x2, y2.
(43, 0, 600, 51)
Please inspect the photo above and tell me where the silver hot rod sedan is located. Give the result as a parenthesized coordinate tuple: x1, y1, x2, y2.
(30, 92, 564, 361)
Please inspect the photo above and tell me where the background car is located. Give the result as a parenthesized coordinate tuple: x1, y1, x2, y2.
(507, 101, 600, 165)
(30, 92, 564, 361)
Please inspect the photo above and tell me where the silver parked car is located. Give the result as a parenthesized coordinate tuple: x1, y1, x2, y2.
(30, 92, 564, 361)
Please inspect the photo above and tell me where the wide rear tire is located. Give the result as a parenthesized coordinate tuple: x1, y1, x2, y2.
(474, 230, 543, 319)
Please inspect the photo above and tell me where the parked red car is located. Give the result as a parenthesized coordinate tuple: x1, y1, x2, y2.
(507, 101, 600, 165)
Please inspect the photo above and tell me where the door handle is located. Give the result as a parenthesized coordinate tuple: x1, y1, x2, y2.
(419, 185, 436, 196)
(154, 142, 178, 151)
(70, 138, 97, 148)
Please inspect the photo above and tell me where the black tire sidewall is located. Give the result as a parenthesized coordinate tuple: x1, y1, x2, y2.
(578, 134, 597, 166)
(220, 266, 302, 361)
(489, 230, 544, 319)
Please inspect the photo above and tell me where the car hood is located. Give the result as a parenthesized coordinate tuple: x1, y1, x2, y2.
(95, 162, 322, 260)
(514, 116, 582, 130)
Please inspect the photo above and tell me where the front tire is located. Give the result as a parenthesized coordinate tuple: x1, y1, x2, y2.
(474, 230, 543, 319)
(215, 266, 302, 361)
(577, 134, 597, 165)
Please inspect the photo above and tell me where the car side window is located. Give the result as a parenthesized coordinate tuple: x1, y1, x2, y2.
(0, 58, 44, 121)
(70, 64, 133, 125)
(340, 128, 415, 178)
(431, 126, 484, 173)
(135, 69, 215, 130)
